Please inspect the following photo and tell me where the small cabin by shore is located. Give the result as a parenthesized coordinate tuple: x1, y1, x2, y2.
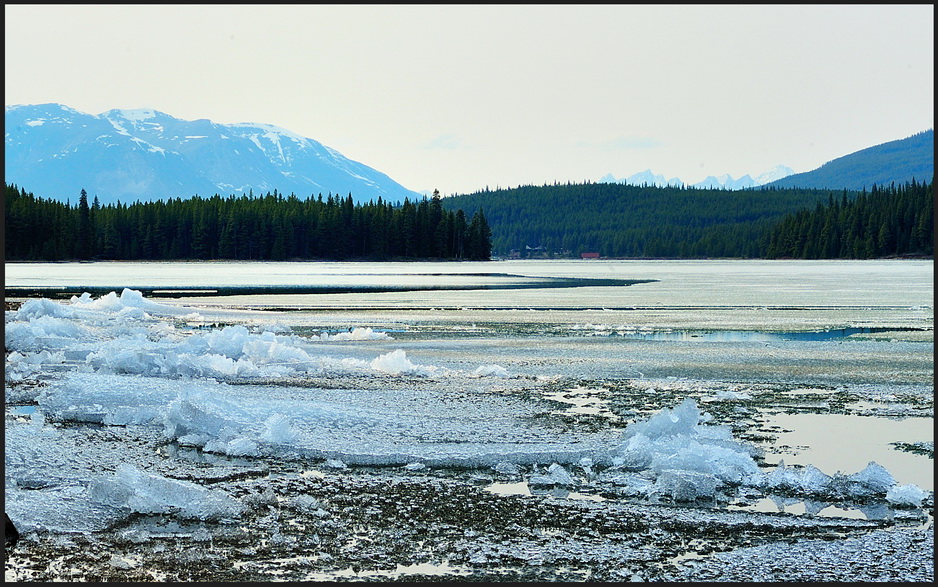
(581, 252, 600, 259)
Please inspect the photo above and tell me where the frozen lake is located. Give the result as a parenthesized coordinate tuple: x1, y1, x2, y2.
(4, 259, 934, 581)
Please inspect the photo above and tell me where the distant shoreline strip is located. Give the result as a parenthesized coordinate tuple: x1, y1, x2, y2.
(4, 276, 657, 299)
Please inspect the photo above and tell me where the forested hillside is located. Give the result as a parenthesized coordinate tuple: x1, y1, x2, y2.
(441, 180, 932, 259)
(4, 186, 492, 261)
(764, 130, 933, 191)
(441, 183, 845, 258)
(764, 179, 932, 258)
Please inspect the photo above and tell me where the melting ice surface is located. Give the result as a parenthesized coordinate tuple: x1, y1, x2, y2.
(4, 289, 930, 534)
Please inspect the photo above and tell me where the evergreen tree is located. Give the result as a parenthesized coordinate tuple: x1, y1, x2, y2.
(466, 208, 492, 260)
(75, 189, 93, 259)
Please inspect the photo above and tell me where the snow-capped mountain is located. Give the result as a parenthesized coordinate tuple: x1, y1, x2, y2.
(600, 164, 795, 190)
(5, 103, 422, 205)
(752, 165, 797, 185)
(598, 170, 682, 188)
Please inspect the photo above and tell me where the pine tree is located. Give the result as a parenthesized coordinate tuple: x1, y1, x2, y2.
(77, 188, 93, 259)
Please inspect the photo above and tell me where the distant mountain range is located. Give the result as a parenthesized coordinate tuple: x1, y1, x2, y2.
(5, 103, 933, 207)
(601, 130, 933, 192)
(4, 103, 422, 206)
(599, 165, 795, 190)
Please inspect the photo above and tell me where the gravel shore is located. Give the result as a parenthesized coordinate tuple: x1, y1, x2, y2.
(4, 439, 933, 582)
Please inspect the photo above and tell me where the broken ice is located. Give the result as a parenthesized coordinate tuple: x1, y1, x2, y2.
(4, 289, 930, 535)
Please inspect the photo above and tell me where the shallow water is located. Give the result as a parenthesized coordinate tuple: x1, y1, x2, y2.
(612, 326, 923, 342)
(761, 412, 934, 490)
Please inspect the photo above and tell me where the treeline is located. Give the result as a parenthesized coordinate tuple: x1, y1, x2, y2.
(440, 179, 933, 259)
(4, 185, 493, 261)
(763, 179, 933, 258)
(4, 178, 930, 262)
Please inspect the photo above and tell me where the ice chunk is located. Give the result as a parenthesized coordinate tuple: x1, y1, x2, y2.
(647, 436, 758, 484)
(197, 325, 253, 358)
(885, 484, 927, 507)
(599, 471, 656, 497)
(290, 494, 325, 515)
(328, 327, 392, 341)
(5, 350, 66, 381)
(764, 462, 836, 498)
(262, 414, 298, 444)
(494, 461, 521, 475)
(803, 499, 828, 516)
(798, 464, 833, 494)
(90, 464, 244, 520)
(5, 316, 91, 352)
(858, 503, 895, 521)
(821, 461, 900, 499)
(370, 349, 435, 376)
(765, 460, 802, 491)
(473, 364, 509, 378)
(38, 373, 183, 426)
(614, 398, 759, 485)
(15, 297, 76, 319)
(622, 397, 703, 441)
(162, 387, 251, 444)
(654, 469, 720, 501)
(224, 437, 260, 457)
(849, 461, 896, 494)
(70, 288, 183, 316)
(529, 463, 574, 487)
(615, 433, 655, 469)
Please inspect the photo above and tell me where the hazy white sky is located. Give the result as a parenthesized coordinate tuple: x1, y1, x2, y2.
(5, 4, 934, 195)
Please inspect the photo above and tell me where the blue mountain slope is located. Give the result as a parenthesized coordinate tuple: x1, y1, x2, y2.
(5, 104, 422, 205)
(764, 130, 934, 191)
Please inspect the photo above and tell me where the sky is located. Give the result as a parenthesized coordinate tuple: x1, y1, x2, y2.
(5, 4, 934, 196)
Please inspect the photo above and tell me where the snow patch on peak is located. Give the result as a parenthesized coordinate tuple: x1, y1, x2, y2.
(601, 165, 795, 190)
(233, 122, 308, 144)
(754, 165, 795, 184)
(601, 170, 682, 188)
(114, 109, 158, 121)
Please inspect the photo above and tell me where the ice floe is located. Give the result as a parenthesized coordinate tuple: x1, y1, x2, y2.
(4, 289, 931, 535)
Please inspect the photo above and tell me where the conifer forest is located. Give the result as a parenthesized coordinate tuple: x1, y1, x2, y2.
(4, 187, 492, 262)
(4, 178, 932, 261)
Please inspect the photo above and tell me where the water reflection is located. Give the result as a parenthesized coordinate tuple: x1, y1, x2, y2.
(544, 386, 617, 419)
(302, 561, 474, 581)
(759, 412, 934, 491)
(485, 481, 605, 502)
(728, 495, 930, 523)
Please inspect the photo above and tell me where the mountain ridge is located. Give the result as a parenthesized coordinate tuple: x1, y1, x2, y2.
(5, 103, 932, 204)
(762, 129, 934, 191)
(597, 129, 933, 192)
(4, 103, 422, 206)
(599, 164, 796, 190)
